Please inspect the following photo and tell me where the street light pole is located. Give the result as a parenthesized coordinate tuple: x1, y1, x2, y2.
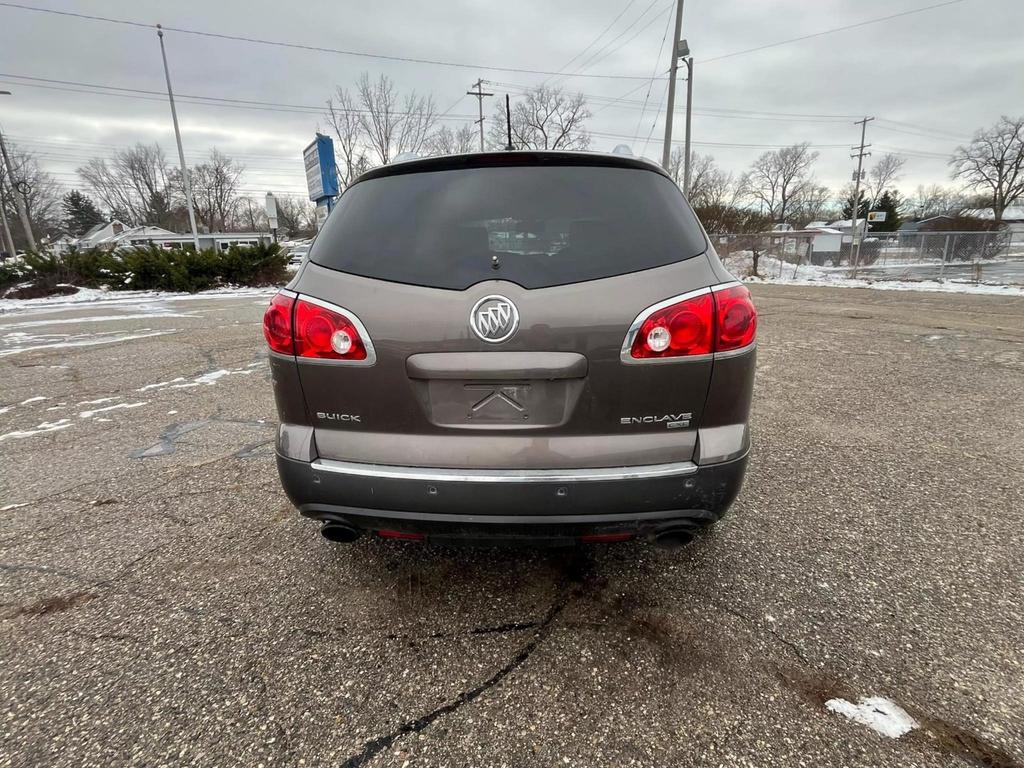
(156, 25, 200, 251)
(660, 0, 685, 170)
(683, 57, 693, 196)
(0, 90, 37, 252)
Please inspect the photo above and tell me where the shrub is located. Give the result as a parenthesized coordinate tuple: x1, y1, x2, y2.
(1, 242, 289, 298)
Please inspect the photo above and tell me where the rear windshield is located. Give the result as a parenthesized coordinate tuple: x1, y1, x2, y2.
(309, 164, 707, 290)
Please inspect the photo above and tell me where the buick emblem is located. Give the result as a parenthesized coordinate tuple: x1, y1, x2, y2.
(470, 295, 519, 343)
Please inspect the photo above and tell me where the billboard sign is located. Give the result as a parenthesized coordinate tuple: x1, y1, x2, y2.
(867, 211, 887, 222)
(303, 134, 339, 203)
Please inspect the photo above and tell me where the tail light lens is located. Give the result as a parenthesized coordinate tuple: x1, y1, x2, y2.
(714, 284, 757, 351)
(293, 298, 368, 361)
(626, 283, 756, 361)
(630, 292, 715, 359)
(262, 292, 374, 363)
(262, 293, 295, 354)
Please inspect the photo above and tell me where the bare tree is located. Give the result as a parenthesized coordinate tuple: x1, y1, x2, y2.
(950, 115, 1024, 222)
(788, 184, 835, 227)
(77, 143, 178, 226)
(186, 149, 244, 232)
(909, 184, 966, 219)
(356, 73, 437, 165)
(274, 195, 317, 238)
(325, 87, 373, 187)
(865, 153, 906, 209)
(677, 151, 734, 210)
(490, 85, 591, 151)
(425, 124, 478, 156)
(0, 143, 63, 250)
(744, 143, 819, 224)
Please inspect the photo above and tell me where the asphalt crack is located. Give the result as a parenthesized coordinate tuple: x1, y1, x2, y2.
(340, 592, 570, 768)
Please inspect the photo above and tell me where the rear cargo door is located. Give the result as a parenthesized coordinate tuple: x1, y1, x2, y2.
(293, 162, 719, 468)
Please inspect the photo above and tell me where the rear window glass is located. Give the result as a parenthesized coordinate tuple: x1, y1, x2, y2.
(310, 165, 707, 290)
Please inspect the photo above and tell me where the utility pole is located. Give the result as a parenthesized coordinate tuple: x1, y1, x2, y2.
(849, 116, 873, 276)
(0, 178, 16, 258)
(0, 89, 37, 252)
(157, 25, 200, 251)
(661, 0, 685, 170)
(466, 79, 494, 152)
(683, 56, 693, 196)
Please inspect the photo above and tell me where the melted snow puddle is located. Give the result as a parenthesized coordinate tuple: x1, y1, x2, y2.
(825, 696, 918, 738)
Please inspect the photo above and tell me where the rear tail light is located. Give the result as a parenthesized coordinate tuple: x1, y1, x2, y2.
(262, 293, 295, 355)
(713, 284, 757, 351)
(262, 292, 376, 364)
(624, 283, 756, 361)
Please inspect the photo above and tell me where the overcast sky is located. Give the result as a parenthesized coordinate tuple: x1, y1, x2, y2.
(0, 0, 1020, 204)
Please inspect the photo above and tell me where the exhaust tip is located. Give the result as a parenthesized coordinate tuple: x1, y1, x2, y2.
(653, 527, 696, 550)
(320, 521, 360, 544)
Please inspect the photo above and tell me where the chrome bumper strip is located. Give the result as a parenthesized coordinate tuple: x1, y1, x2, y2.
(310, 458, 699, 483)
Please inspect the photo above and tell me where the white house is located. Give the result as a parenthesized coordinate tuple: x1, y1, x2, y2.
(77, 220, 128, 250)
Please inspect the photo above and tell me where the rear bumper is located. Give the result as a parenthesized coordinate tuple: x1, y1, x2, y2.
(276, 452, 748, 541)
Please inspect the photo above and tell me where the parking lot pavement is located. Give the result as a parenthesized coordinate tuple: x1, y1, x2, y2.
(1, 284, 1022, 767)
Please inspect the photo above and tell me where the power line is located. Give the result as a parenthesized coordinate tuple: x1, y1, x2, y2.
(565, 0, 672, 80)
(547, 0, 638, 82)
(700, 0, 969, 64)
(0, 73, 479, 119)
(632, 8, 675, 146)
(0, 2, 668, 81)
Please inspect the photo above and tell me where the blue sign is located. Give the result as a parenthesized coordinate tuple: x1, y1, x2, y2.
(303, 133, 339, 203)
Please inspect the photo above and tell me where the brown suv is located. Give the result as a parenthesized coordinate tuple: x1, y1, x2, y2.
(263, 151, 755, 546)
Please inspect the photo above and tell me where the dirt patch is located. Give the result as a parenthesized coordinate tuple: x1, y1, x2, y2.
(776, 666, 1022, 768)
(9, 590, 98, 618)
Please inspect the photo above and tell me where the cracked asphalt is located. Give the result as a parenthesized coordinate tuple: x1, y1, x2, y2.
(1, 283, 1022, 767)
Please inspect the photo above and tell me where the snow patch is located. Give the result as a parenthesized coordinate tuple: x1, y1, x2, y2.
(19, 396, 47, 405)
(78, 402, 147, 419)
(2, 502, 31, 511)
(825, 696, 918, 739)
(76, 396, 118, 406)
(0, 419, 73, 441)
(0, 330, 177, 357)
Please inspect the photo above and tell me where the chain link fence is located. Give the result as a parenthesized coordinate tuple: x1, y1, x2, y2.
(711, 230, 1024, 286)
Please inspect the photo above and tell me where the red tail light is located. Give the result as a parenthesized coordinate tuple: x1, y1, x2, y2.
(262, 292, 375, 363)
(294, 298, 368, 361)
(625, 283, 756, 361)
(713, 284, 757, 351)
(262, 292, 295, 354)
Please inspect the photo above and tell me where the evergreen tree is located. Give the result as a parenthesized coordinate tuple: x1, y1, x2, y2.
(872, 190, 903, 232)
(62, 190, 105, 236)
(841, 193, 870, 220)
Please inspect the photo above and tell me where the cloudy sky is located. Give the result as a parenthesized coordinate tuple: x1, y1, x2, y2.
(0, 0, 1020, 205)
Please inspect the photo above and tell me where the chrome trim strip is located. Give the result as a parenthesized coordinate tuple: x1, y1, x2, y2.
(311, 458, 699, 483)
(294, 293, 377, 366)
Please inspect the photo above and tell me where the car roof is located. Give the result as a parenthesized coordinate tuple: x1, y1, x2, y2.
(352, 150, 671, 185)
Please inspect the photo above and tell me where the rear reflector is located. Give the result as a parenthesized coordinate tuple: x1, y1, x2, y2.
(580, 532, 634, 543)
(262, 292, 374, 363)
(377, 530, 425, 541)
(626, 283, 756, 360)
